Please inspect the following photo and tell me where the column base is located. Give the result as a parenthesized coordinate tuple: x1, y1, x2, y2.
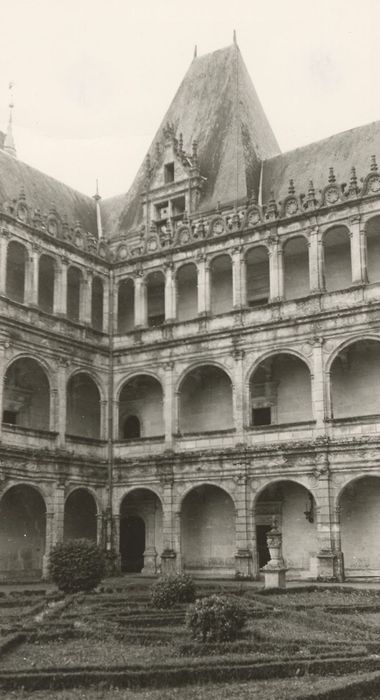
(316, 550, 337, 582)
(142, 547, 157, 575)
(160, 549, 178, 575)
(261, 566, 288, 589)
(235, 549, 253, 579)
(42, 554, 50, 580)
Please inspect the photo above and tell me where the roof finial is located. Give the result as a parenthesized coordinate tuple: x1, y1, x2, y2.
(233, 29, 237, 45)
(193, 45, 197, 59)
(93, 178, 103, 239)
(4, 81, 16, 158)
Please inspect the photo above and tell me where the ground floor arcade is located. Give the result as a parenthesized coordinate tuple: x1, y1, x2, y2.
(1, 472, 379, 582)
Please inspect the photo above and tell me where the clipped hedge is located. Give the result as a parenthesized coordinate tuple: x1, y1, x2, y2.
(150, 574, 196, 609)
(187, 594, 246, 643)
(49, 540, 106, 594)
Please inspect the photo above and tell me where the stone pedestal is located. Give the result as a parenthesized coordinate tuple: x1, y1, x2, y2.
(142, 547, 157, 575)
(261, 517, 288, 589)
(160, 549, 177, 575)
(235, 549, 253, 579)
(317, 550, 337, 581)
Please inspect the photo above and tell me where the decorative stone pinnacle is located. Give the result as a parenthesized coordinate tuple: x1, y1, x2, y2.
(328, 167, 336, 184)
(371, 155, 378, 172)
(288, 179, 295, 195)
(19, 186, 26, 201)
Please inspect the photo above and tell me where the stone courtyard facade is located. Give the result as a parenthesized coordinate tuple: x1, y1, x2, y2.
(1, 41, 380, 582)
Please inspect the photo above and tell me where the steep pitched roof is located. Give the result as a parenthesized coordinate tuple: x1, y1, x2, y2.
(0, 149, 97, 235)
(101, 44, 280, 238)
(261, 120, 380, 205)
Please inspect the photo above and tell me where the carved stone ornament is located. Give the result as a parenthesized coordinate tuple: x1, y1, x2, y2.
(323, 186, 340, 205)
(177, 226, 191, 245)
(210, 216, 225, 236)
(246, 206, 261, 227)
(366, 173, 380, 194)
(284, 197, 299, 216)
(117, 245, 129, 260)
(147, 236, 158, 252)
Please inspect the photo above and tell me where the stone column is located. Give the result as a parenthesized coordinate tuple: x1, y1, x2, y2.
(102, 276, 110, 334)
(268, 238, 284, 302)
(232, 247, 243, 309)
(42, 484, 65, 578)
(311, 337, 326, 430)
(96, 513, 104, 548)
(50, 388, 58, 433)
(0, 341, 9, 439)
(112, 513, 120, 556)
(234, 474, 253, 578)
(0, 233, 9, 296)
(80, 272, 92, 325)
(232, 349, 245, 441)
(164, 264, 176, 322)
(331, 504, 344, 581)
(314, 458, 336, 580)
(27, 244, 39, 307)
(161, 476, 177, 574)
(55, 258, 68, 316)
(134, 273, 147, 327)
(308, 226, 324, 293)
(142, 505, 157, 575)
(100, 399, 108, 441)
(349, 215, 367, 284)
(163, 362, 175, 448)
(57, 359, 68, 446)
(197, 254, 210, 316)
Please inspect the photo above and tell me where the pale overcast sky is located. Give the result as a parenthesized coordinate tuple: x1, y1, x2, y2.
(0, 0, 379, 198)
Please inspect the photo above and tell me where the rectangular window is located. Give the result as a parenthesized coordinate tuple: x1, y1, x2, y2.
(164, 162, 175, 183)
(3, 410, 17, 425)
(252, 407, 271, 426)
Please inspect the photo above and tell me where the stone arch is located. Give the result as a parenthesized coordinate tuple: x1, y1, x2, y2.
(248, 351, 313, 426)
(254, 479, 318, 577)
(66, 371, 101, 439)
(118, 374, 164, 439)
(176, 262, 198, 321)
(6, 239, 28, 303)
(67, 265, 83, 322)
(91, 275, 104, 331)
(244, 244, 270, 307)
(323, 225, 352, 292)
(329, 338, 380, 419)
(178, 363, 234, 434)
(283, 235, 310, 300)
(3, 356, 51, 430)
(64, 487, 98, 542)
(117, 277, 135, 333)
(338, 475, 380, 577)
(38, 253, 56, 313)
(146, 269, 165, 327)
(181, 483, 236, 575)
(0, 484, 46, 578)
(119, 487, 163, 574)
(210, 253, 233, 315)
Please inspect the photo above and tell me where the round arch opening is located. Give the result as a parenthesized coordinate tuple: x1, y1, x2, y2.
(119, 375, 164, 439)
(64, 488, 97, 542)
(339, 476, 380, 577)
(119, 489, 163, 574)
(3, 357, 50, 431)
(0, 485, 46, 578)
(66, 372, 101, 439)
(330, 339, 380, 419)
(256, 481, 317, 578)
(179, 365, 233, 434)
(181, 484, 235, 576)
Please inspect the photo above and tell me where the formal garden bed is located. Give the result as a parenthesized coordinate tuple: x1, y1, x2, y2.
(2, 575, 380, 697)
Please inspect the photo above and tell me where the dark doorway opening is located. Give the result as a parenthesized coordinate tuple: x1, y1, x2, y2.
(256, 525, 271, 569)
(120, 515, 145, 573)
(123, 415, 141, 439)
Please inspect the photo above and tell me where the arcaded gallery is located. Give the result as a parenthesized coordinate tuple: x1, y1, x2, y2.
(1, 39, 380, 582)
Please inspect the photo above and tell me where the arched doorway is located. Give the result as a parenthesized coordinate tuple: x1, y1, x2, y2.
(179, 365, 233, 433)
(3, 358, 50, 430)
(181, 485, 235, 576)
(64, 489, 97, 542)
(255, 481, 318, 579)
(123, 415, 141, 439)
(330, 340, 380, 419)
(66, 373, 101, 439)
(0, 485, 46, 579)
(119, 489, 163, 574)
(340, 476, 380, 577)
(120, 516, 145, 572)
(118, 376, 164, 439)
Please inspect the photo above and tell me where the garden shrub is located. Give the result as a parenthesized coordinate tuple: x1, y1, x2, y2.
(150, 573, 196, 609)
(49, 539, 106, 593)
(187, 594, 246, 642)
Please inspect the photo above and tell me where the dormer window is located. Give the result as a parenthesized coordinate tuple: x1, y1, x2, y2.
(164, 162, 175, 183)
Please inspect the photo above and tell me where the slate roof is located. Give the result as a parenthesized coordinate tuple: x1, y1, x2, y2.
(101, 44, 280, 238)
(261, 121, 380, 205)
(0, 149, 97, 236)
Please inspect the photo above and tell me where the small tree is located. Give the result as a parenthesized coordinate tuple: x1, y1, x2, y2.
(187, 594, 246, 642)
(49, 539, 106, 593)
(151, 574, 196, 609)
